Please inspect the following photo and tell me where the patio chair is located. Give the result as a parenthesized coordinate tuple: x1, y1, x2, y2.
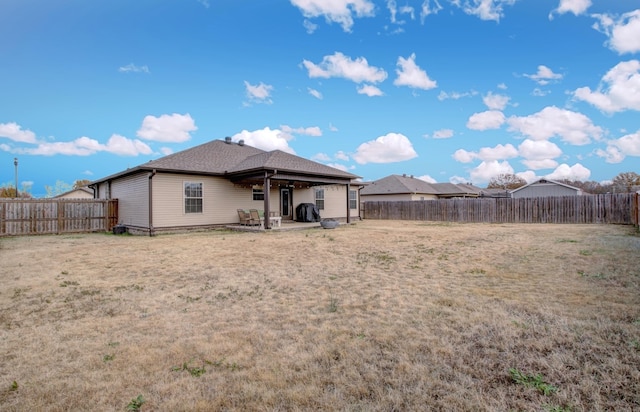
(237, 209, 252, 226)
(249, 209, 264, 228)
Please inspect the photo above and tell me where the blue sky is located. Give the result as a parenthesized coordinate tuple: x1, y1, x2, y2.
(1, 0, 639, 196)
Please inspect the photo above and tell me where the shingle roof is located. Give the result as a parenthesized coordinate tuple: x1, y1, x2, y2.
(360, 174, 482, 196)
(360, 174, 439, 195)
(92, 139, 359, 183)
(227, 149, 358, 179)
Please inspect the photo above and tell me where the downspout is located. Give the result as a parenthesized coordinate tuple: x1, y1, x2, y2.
(148, 169, 156, 236)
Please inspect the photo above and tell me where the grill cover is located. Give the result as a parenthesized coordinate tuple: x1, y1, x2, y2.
(295, 203, 321, 222)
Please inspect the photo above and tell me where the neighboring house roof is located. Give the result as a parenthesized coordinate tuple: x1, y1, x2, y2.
(92, 139, 359, 184)
(54, 186, 94, 198)
(360, 174, 439, 196)
(360, 174, 481, 197)
(510, 178, 582, 195)
(479, 188, 511, 198)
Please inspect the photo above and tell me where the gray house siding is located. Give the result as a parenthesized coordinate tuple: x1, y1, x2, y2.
(110, 173, 150, 227)
(511, 181, 581, 199)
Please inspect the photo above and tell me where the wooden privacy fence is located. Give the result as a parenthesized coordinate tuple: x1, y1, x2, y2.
(363, 193, 638, 225)
(0, 199, 118, 236)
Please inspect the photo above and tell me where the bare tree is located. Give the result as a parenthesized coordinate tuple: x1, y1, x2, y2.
(487, 173, 527, 190)
(612, 172, 640, 193)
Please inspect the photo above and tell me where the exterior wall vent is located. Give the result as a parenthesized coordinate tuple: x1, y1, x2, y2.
(238, 139, 245, 146)
(224, 136, 232, 144)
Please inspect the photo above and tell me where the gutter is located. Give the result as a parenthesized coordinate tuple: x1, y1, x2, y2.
(148, 169, 156, 236)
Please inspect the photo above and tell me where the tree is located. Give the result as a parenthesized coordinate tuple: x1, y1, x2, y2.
(44, 180, 73, 198)
(487, 173, 527, 190)
(612, 171, 640, 193)
(73, 179, 92, 189)
(0, 185, 32, 198)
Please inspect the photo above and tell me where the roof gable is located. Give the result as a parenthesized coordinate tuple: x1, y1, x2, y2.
(361, 174, 438, 195)
(510, 178, 581, 194)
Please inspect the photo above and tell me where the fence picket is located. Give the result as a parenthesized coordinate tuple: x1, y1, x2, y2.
(0, 199, 118, 236)
(363, 194, 636, 225)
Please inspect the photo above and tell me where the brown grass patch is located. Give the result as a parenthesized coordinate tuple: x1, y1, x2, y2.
(1, 221, 639, 411)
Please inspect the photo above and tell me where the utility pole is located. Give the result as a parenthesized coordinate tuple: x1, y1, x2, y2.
(14, 157, 18, 198)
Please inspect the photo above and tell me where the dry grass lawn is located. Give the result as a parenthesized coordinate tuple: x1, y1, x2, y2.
(1, 221, 639, 411)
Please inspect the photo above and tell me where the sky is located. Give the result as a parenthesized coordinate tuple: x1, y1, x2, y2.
(1, 0, 639, 197)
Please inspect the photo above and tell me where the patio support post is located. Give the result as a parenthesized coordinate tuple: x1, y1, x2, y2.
(263, 171, 271, 229)
(345, 183, 351, 224)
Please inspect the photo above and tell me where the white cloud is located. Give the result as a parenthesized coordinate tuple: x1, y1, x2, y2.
(308, 88, 323, 99)
(312, 153, 331, 162)
(329, 123, 339, 132)
(136, 113, 197, 143)
(352, 132, 418, 164)
(231, 127, 295, 154)
(104, 134, 154, 156)
(118, 63, 150, 74)
(497, 83, 507, 90)
(532, 88, 550, 97)
(326, 162, 349, 172)
(522, 159, 559, 170)
(417, 174, 437, 183)
(290, 0, 375, 32)
(303, 52, 387, 83)
(357, 84, 384, 96)
(0, 122, 37, 143)
(437, 90, 478, 100)
(517, 139, 562, 160)
(420, 0, 443, 22)
(454, 0, 517, 22)
(18, 135, 152, 157)
(244, 81, 274, 104)
(453, 149, 476, 163)
(335, 151, 350, 161)
(388, 0, 416, 24)
(159, 147, 174, 156)
(549, 0, 591, 19)
(597, 129, 640, 163)
(545, 163, 591, 181)
(573, 60, 640, 113)
(524, 65, 563, 85)
(477, 143, 518, 161)
(432, 129, 454, 139)
(393, 53, 437, 90)
(466, 110, 505, 130)
(516, 170, 538, 183)
(196, 0, 210, 8)
(483, 92, 510, 110)
(592, 10, 640, 54)
(303, 19, 318, 33)
(452, 144, 517, 163)
(281, 125, 322, 137)
(470, 160, 515, 184)
(507, 106, 602, 145)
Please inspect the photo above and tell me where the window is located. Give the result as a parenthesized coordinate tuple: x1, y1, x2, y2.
(252, 188, 264, 201)
(315, 189, 325, 210)
(349, 190, 357, 209)
(184, 182, 203, 214)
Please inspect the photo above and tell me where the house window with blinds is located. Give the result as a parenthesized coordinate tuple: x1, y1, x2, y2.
(184, 182, 203, 214)
(315, 189, 325, 210)
(349, 190, 357, 209)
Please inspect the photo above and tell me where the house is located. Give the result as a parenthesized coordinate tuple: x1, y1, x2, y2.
(359, 174, 481, 202)
(478, 188, 511, 198)
(54, 186, 94, 199)
(90, 138, 361, 234)
(510, 178, 582, 199)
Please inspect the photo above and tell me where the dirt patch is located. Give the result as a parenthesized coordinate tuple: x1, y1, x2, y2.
(1, 221, 639, 411)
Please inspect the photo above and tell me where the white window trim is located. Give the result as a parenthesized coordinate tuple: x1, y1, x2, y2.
(183, 181, 203, 214)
